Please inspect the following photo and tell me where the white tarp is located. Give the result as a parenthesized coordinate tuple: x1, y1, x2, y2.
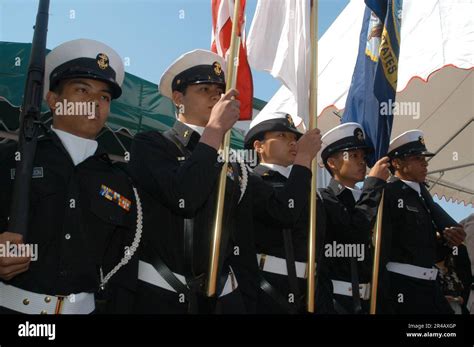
(247, 0, 474, 204)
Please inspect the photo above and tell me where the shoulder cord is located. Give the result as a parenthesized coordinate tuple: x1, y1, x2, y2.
(100, 186, 143, 289)
(231, 149, 247, 204)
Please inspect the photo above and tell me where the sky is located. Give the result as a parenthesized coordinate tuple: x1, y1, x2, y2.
(0, 0, 472, 221)
(0, 0, 349, 101)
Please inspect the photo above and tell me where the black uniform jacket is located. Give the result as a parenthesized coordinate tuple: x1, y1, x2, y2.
(253, 165, 333, 313)
(320, 177, 385, 285)
(376, 176, 455, 313)
(0, 129, 138, 304)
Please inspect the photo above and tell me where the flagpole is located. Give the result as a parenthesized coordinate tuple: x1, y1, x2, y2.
(370, 190, 384, 314)
(206, 0, 242, 297)
(307, 0, 318, 313)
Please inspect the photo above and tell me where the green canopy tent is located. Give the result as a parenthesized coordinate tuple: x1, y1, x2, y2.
(0, 41, 246, 159)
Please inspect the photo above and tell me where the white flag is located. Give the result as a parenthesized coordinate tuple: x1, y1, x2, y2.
(247, 0, 311, 127)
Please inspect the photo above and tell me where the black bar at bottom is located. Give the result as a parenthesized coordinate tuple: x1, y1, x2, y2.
(0, 314, 472, 345)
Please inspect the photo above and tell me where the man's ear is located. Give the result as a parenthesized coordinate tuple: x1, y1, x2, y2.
(46, 91, 59, 113)
(253, 139, 264, 154)
(326, 156, 337, 171)
(392, 158, 401, 171)
(172, 91, 184, 109)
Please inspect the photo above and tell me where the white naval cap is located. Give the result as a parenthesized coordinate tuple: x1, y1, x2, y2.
(159, 49, 226, 100)
(244, 110, 302, 149)
(388, 129, 434, 158)
(318, 122, 372, 165)
(44, 38, 124, 100)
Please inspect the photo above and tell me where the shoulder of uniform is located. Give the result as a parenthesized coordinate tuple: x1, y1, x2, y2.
(384, 178, 408, 200)
(171, 121, 199, 147)
(0, 139, 17, 151)
(172, 120, 189, 135)
(386, 177, 403, 188)
(387, 175, 401, 183)
(318, 186, 330, 194)
(253, 165, 273, 177)
(319, 186, 334, 198)
(110, 161, 131, 175)
(327, 178, 346, 196)
(318, 186, 342, 206)
(0, 140, 18, 164)
(134, 130, 164, 141)
(133, 130, 172, 149)
(317, 187, 328, 197)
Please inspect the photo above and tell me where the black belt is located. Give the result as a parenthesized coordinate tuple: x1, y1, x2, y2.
(282, 228, 301, 313)
(259, 275, 298, 314)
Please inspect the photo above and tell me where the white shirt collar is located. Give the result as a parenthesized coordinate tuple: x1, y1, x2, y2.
(346, 186, 363, 202)
(401, 179, 422, 196)
(51, 126, 98, 166)
(183, 122, 205, 136)
(261, 163, 293, 179)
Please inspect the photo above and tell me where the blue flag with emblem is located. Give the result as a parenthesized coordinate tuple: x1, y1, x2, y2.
(342, 0, 403, 166)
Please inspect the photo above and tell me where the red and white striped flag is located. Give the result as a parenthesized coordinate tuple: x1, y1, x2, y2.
(211, 0, 253, 120)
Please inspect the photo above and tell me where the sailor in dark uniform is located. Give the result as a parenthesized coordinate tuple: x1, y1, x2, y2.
(244, 110, 335, 314)
(318, 123, 390, 314)
(0, 39, 141, 314)
(377, 129, 466, 314)
(129, 49, 254, 313)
